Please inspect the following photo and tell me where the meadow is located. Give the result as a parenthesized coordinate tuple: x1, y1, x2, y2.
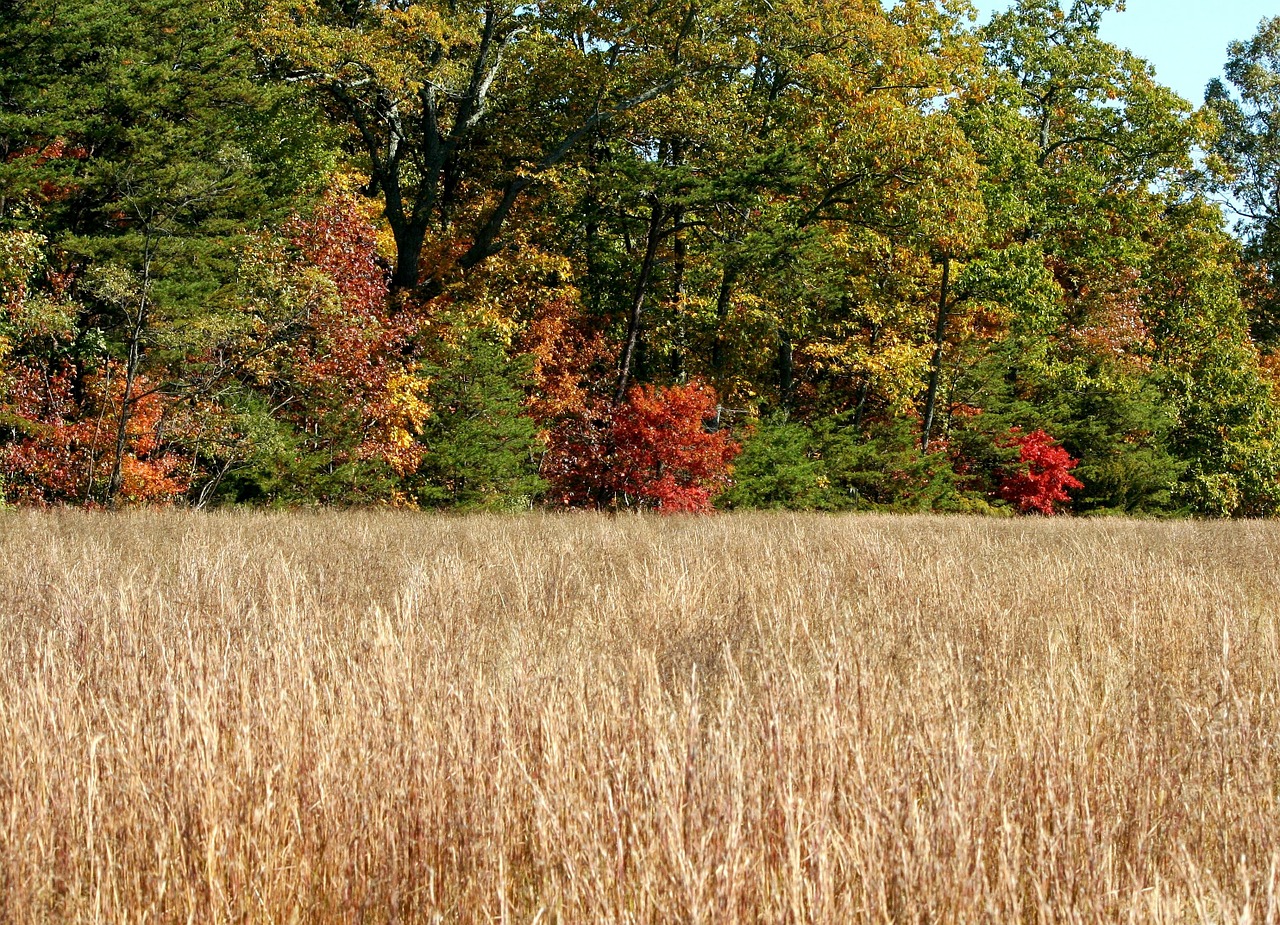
(1, 510, 1278, 923)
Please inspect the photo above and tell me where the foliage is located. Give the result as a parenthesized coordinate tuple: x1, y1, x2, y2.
(0, 0, 329, 505)
(1205, 17, 1280, 346)
(940, 344, 1185, 515)
(815, 417, 976, 513)
(717, 417, 830, 511)
(0, 0, 1279, 514)
(1147, 202, 1280, 517)
(0, 362, 190, 505)
(212, 188, 431, 504)
(544, 381, 738, 513)
(996, 428, 1083, 515)
(413, 333, 546, 510)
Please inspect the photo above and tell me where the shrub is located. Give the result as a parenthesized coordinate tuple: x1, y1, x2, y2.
(544, 381, 739, 513)
(717, 416, 829, 510)
(997, 428, 1083, 515)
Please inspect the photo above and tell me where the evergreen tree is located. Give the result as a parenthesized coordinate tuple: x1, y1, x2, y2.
(413, 334, 546, 510)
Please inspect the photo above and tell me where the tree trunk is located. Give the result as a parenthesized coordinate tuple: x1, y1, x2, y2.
(669, 210, 687, 381)
(104, 237, 155, 505)
(710, 264, 738, 381)
(107, 307, 146, 504)
(777, 328, 794, 409)
(614, 197, 665, 404)
(389, 217, 430, 293)
(920, 254, 951, 454)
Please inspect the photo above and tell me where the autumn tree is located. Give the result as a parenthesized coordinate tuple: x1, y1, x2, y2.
(212, 188, 430, 503)
(559, 0, 988, 416)
(0, 0, 328, 504)
(997, 428, 1082, 514)
(542, 380, 738, 512)
(251, 0, 739, 293)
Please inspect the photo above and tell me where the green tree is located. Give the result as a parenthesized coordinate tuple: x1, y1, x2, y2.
(907, 0, 1214, 510)
(1148, 202, 1280, 516)
(717, 416, 830, 511)
(413, 333, 546, 510)
(1205, 17, 1280, 346)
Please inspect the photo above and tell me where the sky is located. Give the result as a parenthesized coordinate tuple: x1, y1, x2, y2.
(971, 1, 1278, 104)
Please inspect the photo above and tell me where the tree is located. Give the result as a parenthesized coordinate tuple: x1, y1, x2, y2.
(216, 187, 430, 503)
(1, 0, 328, 504)
(910, 0, 1209, 491)
(543, 380, 738, 512)
(252, 0, 730, 293)
(1206, 17, 1280, 346)
(997, 427, 1082, 514)
(717, 416, 830, 511)
(413, 333, 546, 510)
(1146, 201, 1280, 516)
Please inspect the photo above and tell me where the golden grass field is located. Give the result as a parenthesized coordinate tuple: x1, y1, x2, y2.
(2, 511, 1279, 923)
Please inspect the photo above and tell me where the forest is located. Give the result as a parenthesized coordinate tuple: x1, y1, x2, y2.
(4, 0, 1280, 516)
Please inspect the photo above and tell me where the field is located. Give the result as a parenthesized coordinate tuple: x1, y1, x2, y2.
(2, 511, 1279, 923)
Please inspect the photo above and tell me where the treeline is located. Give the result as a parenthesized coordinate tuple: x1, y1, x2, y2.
(4, 0, 1280, 515)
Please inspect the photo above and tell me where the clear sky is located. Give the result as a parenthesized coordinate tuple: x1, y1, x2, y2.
(971, 1, 1278, 104)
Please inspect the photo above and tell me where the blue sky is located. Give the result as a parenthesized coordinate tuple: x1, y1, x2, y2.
(971, 1, 1278, 104)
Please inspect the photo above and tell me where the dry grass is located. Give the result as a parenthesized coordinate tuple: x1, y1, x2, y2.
(1, 511, 1279, 923)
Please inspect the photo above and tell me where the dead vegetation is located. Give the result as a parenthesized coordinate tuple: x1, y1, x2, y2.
(1, 510, 1279, 922)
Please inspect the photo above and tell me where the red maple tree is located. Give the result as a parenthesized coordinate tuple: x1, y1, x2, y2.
(997, 428, 1083, 515)
(543, 381, 740, 513)
(0, 363, 191, 505)
(242, 188, 431, 479)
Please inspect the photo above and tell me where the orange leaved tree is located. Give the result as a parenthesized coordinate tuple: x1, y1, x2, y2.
(543, 381, 739, 513)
